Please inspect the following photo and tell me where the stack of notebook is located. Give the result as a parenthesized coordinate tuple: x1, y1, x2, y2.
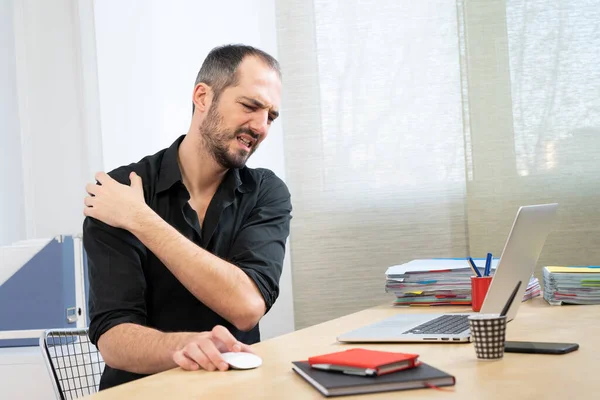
(543, 266, 600, 305)
(385, 259, 540, 306)
(523, 276, 541, 301)
(292, 348, 455, 397)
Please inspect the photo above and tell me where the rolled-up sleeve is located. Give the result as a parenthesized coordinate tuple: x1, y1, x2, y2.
(228, 174, 292, 313)
(83, 216, 148, 345)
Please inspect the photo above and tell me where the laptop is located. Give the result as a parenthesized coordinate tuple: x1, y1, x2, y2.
(337, 203, 558, 343)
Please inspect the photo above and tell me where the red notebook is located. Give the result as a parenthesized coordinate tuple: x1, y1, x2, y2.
(308, 348, 419, 376)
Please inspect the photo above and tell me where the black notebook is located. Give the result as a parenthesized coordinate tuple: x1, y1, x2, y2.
(292, 361, 455, 397)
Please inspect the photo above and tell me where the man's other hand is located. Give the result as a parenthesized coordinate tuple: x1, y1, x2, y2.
(172, 325, 254, 372)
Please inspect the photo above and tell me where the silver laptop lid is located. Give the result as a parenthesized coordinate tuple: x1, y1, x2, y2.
(480, 203, 558, 321)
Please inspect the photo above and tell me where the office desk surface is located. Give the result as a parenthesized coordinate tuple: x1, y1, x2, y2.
(88, 298, 599, 399)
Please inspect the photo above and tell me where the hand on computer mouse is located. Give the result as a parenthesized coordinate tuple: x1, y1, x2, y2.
(173, 325, 254, 372)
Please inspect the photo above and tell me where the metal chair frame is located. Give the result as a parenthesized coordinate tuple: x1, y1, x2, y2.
(40, 328, 105, 399)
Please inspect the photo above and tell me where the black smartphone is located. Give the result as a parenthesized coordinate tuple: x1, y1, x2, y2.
(504, 341, 579, 354)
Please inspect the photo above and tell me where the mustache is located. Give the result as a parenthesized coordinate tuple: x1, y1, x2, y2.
(233, 128, 259, 141)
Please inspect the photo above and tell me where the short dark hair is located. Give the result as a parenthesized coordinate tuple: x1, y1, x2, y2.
(192, 44, 281, 113)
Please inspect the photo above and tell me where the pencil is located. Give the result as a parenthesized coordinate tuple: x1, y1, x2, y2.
(468, 257, 482, 277)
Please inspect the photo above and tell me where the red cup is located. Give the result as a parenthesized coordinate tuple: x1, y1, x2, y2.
(471, 276, 493, 312)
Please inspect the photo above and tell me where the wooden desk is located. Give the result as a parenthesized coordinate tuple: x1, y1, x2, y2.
(88, 298, 599, 399)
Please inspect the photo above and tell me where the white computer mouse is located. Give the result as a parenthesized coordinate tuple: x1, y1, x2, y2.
(220, 352, 262, 370)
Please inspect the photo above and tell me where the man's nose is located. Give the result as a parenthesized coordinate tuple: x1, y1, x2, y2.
(249, 111, 269, 137)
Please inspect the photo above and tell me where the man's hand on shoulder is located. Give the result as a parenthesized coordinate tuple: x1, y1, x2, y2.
(172, 325, 254, 372)
(84, 171, 150, 231)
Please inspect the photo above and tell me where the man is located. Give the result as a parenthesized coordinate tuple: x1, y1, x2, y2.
(82, 44, 291, 390)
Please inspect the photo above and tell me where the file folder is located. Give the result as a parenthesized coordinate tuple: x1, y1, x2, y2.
(0, 235, 87, 347)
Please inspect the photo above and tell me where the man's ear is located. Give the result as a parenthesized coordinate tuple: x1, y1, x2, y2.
(192, 83, 212, 113)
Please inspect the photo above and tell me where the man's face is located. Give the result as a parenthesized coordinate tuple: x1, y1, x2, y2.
(199, 57, 281, 169)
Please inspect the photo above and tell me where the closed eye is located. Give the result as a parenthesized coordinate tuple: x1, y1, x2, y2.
(242, 103, 276, 124)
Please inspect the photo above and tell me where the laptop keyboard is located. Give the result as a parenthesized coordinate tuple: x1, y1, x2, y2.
(403, 315, 470, 335)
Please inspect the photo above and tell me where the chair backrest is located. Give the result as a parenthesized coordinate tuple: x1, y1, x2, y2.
(40, 328, 105, 399)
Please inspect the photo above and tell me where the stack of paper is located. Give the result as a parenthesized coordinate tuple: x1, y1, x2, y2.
(385, 259, 497, 306)
(385, 259, 540, 306)
(523, 276, 541, 301)
(543, 266, 600, 305)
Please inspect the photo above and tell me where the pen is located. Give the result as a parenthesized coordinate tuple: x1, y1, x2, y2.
(468, 257, 482, 277)
(484, 253, 492, 276)
(311, 364, 377, 376)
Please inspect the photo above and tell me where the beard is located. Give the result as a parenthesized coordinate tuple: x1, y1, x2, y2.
(199, 102, 258, 169)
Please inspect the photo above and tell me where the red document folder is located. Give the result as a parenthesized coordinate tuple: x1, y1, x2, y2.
(308, 348, 420, 376)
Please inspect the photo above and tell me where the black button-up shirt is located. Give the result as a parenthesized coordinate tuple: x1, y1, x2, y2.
(83, 135, 292, 390)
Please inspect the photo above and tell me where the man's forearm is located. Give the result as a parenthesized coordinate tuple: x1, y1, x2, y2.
(98, 323, 194, 374)
(127, 206, 265, 331)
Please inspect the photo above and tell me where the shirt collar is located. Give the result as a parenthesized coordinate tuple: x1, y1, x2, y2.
(156, 134, 256, 195)
(157, 135, 186, 194)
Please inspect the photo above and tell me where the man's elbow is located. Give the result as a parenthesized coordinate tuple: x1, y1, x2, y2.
(232, 296, 266, 332)
(97, 333, 121, 370)
(96, 325, 136, 372)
